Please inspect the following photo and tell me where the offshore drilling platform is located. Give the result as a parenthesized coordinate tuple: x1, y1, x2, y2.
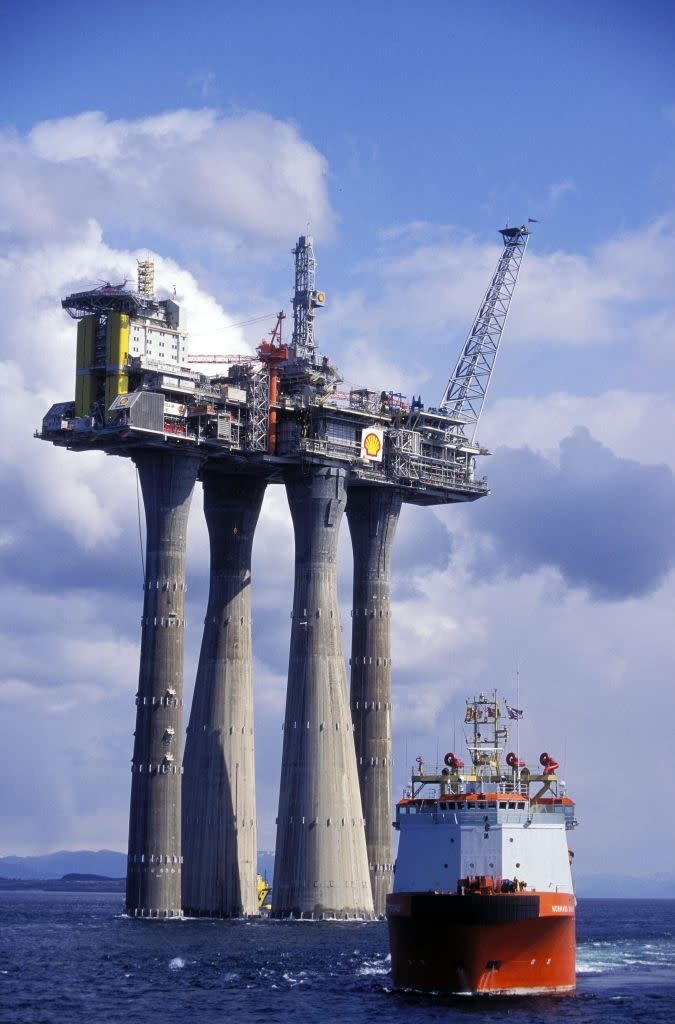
(38, 225, 530, 918)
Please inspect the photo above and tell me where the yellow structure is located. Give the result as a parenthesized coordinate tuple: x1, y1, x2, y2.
(257, 874, 271, 912)
(104, 312, 129, 418)
(74, 312, 129, 420)
(75, 315, 97, 417)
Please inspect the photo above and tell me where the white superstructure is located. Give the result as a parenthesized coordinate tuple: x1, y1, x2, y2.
(392, 692, 577, 896)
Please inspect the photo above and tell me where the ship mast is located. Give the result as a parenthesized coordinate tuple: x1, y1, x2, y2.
(465, 690, 507, 783)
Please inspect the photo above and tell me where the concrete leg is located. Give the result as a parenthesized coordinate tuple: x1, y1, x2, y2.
(346, 487, 402, 916)
(182, 472, 266, 917)
(273, 467, 374, 919)
(126, 451, 201, 918)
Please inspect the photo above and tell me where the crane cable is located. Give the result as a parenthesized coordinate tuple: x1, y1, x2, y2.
(187, 310, 281, 339)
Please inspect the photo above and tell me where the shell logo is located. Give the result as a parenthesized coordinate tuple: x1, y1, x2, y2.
(363, 431, 382, 458)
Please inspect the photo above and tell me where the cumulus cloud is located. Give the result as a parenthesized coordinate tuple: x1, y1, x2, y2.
(0, 227, 255, 559)
(483, 389, 675, 471)
(1, 109, 334, 253)
(466, 428, 675, 599)
(0, 105, 338, 855)
(3, 98, 675, 883)
(384, 532, 675, 870)
(321, 215, 675, 409)
(391, 505, 453, 599)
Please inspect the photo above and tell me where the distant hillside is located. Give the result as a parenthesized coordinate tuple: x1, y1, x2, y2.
(3, 851, 672, 898)
(0, 850, 126, 880)
(257, 850, 275, 880)
(0, 850, 277, 882)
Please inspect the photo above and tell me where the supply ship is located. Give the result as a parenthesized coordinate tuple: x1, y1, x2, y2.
(386, 692, 577, 995)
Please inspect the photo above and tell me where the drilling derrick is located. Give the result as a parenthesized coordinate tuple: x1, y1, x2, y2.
(290, 235, 324, 363)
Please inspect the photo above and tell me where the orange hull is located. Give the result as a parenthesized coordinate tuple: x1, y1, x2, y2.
(386, 891, 576, 995)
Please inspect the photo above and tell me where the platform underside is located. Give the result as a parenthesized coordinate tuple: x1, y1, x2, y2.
(386, 891, 576, 996)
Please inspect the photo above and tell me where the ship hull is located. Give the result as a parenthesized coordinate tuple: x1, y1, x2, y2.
(386, 890, 575, 995)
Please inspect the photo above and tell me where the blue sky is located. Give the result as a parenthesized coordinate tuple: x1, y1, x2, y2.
(2, 0, 675, 889)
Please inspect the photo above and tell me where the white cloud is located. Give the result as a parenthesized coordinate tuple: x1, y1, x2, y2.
(387, 508, 675, 873)
(0, 105, 336, 856)
(3, 101, 675, 886)
(0, 229, 256, 551)
(323, 216, 675, 403)
(482, 389, 675, 470)
(0, 271, 298, 860)
(1, 109, 334, 252)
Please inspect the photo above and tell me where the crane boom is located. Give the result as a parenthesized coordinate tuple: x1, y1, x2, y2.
(439, 224, 530, 443)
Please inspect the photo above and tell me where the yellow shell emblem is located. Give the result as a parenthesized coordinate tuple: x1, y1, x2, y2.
(363, 432, 382, 458)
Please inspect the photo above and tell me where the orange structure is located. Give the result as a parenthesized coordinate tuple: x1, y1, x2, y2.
(257, 312, 288, 454)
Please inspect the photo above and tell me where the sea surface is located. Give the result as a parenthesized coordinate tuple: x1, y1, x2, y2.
(0, 894, 673, 1023)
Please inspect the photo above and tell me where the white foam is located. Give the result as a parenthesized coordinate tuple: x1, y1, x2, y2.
(357, 958, 389, 977)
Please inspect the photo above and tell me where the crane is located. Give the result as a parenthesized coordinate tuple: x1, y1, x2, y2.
(439, 224, 530, 443)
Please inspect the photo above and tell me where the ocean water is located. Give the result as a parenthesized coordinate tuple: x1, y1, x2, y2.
(0, 894, 673, 1023)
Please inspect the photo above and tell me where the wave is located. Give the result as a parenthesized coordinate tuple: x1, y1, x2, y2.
(577, 936, 675, 975)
